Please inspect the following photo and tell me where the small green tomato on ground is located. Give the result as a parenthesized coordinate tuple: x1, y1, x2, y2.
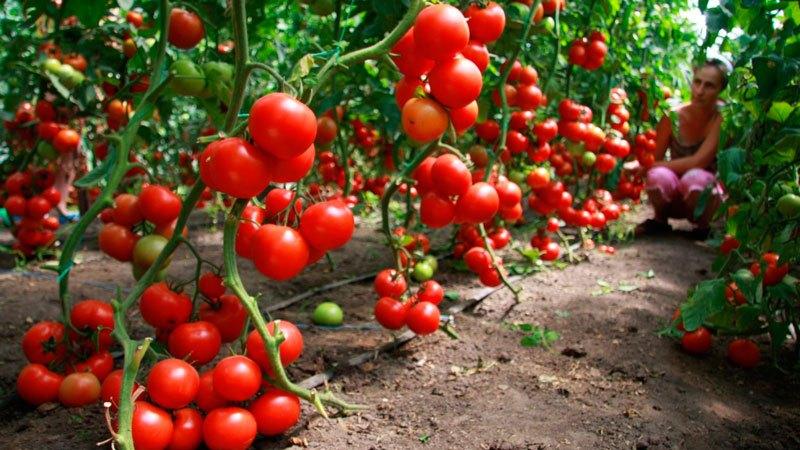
(312, 301, 344, 326)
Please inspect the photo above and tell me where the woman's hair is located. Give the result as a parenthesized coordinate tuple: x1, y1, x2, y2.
(695, 58, 731, 90)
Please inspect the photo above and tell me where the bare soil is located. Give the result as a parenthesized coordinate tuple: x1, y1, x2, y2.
(1, 219, 799, 450)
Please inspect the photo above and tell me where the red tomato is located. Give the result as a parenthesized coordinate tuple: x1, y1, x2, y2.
(315, 116, 338, 146)
(681, 327, 712, 355)
(112, 193, 143, 227)
(427, 57, 482, 108)
(402, 98, 448, 143)
(198, 272, 226, 299)
(374, 297, 408, 330)
(517, 84, 543, 110)
(37, 121, 61, 140)
(249, 389, 301, 436)
(391, 28, 435, 77)
(475, 119, 500, 142)
(199, 294, 247, 343)
(168, 321, 222, 366)
(199, 138, 272, 199)
(394, 76, 425, 108)
(132, 401, 174, 450)
(490, 228, 511, 249)
(406, 301, 440, 335)
(420, 192, 456, 228)
(53, 128, 80, 153)
(432, 154, 472, 198)
(520, 65, 539, 84)
(414, 4, 469, 61)
(169, 408, 203, 450)
(455, 182, 500, 224)
(22, 321, 66, 364)
(727, 338, 760, 369)
(450, 100, 479, 133)
(251, 224, 310, 281)
(67, 351, 114, 382)
(299, 200, 355, 251)
(374, 269, 407, 298)
(465, 1, 505, 43)
(418, 280, 444, 305)
(4, 195, 26, 216)
(101, 369, 142, 409)
(720, 234, 740, 255)
(168, 8, 204, 49)
(249, 93, 317, 160)
(195, 370, 229, 412)
(246, 320, 304, 373)
(526, 167, 551, 189)
(595, 153, 617, 173)
(139, 282, 192, 330)
(541, 242, 561, 261)
(213, 356, 262, 401)
(461, 40, 490, 72)
(146, 358, 200, 409)
(17, 363, 63, 405)
(70, 299, 114, 351)
(412, 157, 437, 194)
(138, 185, 181, 226)
(58, 372, 101, 407)
(203, 407, 257, 450)
(464, 247, 492, 273)
(479, 267, 503, 287)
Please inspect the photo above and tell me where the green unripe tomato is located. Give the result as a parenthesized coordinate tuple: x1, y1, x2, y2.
(541, 17, 556, 33)
(37, 141, 58, 161)
(581, 151, 597, 167)
(423, 255, 438, 273)
(413, 261, 434, 282)
(776, 193, 800, 218)
(170, 59, 206, 96)
(132, 263, 167, 281)
(508, 170, 525, 185)
(310, 0, 334, 15)
(132, 234, 170, 270)
(565, 140, 584, 157)
(56, 64, 83, 88)
(42, 58, 63, 74)
(312, 301, 344, 326)
(506, 3, 530, 31)
(202, 61, 234, 103)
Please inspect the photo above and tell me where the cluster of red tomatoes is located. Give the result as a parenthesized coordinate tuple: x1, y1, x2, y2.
(233, 189, 355, 282)
(4, 100, 82, 158)
(453, 225, 510, 286)
(17, 299, 115, 407)
(97, 185, 184, 279)
(672, 314, 761, 370)
(568, 31, 608, 71)
(2, 169, 61, 255)
(373, 269, 445, 335)
(395, 3, 495, 142)
(630, 128, 659, 170)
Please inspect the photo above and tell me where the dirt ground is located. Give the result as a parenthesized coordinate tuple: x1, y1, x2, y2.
(1, 217, 799, 450)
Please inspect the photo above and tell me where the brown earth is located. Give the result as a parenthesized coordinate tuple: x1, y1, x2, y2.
(1, 219, 799, 450)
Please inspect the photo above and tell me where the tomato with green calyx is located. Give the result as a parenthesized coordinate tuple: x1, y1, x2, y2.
(22, 320, 66, 365)
(312, 301, 344, 326)
(132, 234, 170, 270)
(170, 59, 206, 96)
(199, 294, 247, 343)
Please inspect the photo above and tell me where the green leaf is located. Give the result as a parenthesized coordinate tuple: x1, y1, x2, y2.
(693, 186, 713, 220)
(617, 283, 639, 292)
(520, 335, 541, 347)
(717, 147, 746, 186)
(761, 133, 799, 165)
(289, 54, 316, 83)
(444, 291, 460, 302)
(767, 102, 796, 123)
(74, 147, 116, 188)
(680, 278, 727, 331)
(63, 0, 109, 28)
(751, 56, 783, 98)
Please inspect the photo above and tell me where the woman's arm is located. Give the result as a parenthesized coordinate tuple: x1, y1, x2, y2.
(652, 114, 672, 162)
(657, 113, 722, 175)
